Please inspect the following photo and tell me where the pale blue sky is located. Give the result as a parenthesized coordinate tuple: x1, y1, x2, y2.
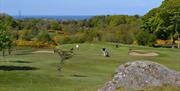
(0, 0, 164, 16)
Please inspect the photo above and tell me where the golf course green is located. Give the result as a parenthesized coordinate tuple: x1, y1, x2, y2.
(0, 43, 179, 91)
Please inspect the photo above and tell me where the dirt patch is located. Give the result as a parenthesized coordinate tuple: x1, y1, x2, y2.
(129, 50, 159, 57)
(32, 51, 54, 54)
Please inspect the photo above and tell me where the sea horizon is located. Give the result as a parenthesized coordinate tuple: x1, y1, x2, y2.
(12, 15, 95, 20)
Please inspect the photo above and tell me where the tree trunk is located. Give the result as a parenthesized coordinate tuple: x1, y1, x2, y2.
(8, 48, 12, 55)
(171, 36, 176, 48)
(2, 49, 5, 57)
(178, 37, 180, 48)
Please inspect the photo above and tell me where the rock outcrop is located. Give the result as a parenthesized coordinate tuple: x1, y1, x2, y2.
(98, 61, 180, 91)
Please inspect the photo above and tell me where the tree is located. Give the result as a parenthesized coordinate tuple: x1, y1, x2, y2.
(50, 20, 62, 30)
(141, 0, 180, 47)
(0, 14, 13, 57)
(170, 12, 180, 48)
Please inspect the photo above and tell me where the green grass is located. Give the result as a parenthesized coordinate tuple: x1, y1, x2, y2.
(0, 43, 179, 91)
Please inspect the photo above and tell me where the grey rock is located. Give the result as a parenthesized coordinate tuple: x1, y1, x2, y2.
(98, 61, 180, 91)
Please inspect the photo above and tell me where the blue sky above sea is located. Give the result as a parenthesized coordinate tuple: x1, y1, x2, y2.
(0, 0, 164, 16)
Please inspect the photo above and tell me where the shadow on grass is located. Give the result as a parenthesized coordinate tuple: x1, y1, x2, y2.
(71, 74, 88, 78)
(0, 65, 38, 71)
(10, 60, 32, 63)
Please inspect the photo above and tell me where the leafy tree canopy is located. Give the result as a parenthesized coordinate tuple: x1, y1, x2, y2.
(142, 0, 180, 40)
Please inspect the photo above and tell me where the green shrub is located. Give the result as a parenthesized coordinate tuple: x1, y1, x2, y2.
(36, 30, 52, 42)
(58, 36, 73, 44)
(136, 31, 156, 46)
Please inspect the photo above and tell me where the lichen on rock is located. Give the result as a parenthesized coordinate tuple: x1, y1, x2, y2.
(98, 61, 180, 91)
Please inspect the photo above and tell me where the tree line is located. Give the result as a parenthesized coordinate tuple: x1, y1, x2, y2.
(0, 0, 180, 50)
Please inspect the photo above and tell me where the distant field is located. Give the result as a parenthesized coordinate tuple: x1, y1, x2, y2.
(0, 43, 179, 91)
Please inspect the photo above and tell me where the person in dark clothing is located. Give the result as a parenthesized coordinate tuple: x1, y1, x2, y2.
(102, 48, 110, 57)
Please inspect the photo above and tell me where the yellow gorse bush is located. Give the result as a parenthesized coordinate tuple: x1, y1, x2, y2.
(14, 40, 56, 48)
(155, 39, 171, 45)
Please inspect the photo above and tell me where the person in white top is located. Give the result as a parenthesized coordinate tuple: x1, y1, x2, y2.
(76, 44, 79, 50)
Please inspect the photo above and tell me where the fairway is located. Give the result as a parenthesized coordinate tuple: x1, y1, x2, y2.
(0, 43, 180, 91)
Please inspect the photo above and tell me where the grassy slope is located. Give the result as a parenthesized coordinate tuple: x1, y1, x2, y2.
(0, 43, 179, 91)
